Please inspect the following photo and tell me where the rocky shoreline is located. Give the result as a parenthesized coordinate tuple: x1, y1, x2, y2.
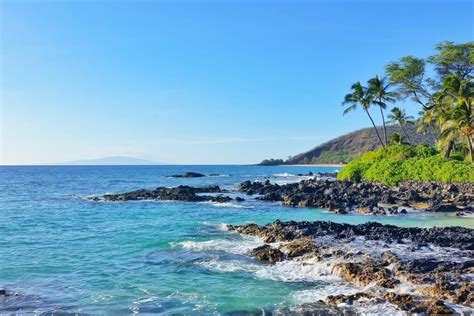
(237, 177, 474, 215)
(90, 172, 474, 216)
(229, 220, 474, 314)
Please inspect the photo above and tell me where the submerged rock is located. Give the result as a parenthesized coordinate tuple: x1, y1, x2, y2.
(169, 172, 205, 178)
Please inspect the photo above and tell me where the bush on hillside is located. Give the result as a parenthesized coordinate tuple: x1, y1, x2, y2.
(312, 150, 353, 164)
(337, 145, 474, 186)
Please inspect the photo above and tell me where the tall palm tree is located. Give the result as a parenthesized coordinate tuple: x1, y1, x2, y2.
(343, 82, 385, 148)
(368, 75, 396, 145)
(388, 107, 414, 145)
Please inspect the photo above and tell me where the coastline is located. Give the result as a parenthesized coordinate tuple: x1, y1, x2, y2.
(3, 166, 473, 314)
(285, 163, 346, 167)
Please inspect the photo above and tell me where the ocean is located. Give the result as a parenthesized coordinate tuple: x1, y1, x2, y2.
(1, 165, 472, 314)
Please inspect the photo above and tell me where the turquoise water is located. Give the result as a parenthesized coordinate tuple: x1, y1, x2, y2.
(1, 165, 472, 314)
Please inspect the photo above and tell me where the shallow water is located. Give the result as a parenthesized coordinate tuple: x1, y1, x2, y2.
(1, 165, 472, 314)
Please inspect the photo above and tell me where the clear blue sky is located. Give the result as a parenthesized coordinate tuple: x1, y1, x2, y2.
(1, 0, 472, 164)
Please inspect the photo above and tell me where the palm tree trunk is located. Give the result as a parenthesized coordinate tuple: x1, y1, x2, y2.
(443, 139, 454, 159)
(467, 136, 474, 163)
(399, 122, 412, 145)
(365, 109, 385, 148)
(379, 105, 387, 145)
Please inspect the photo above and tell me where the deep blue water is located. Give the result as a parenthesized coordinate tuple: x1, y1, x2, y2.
(1, 165, 472, 315)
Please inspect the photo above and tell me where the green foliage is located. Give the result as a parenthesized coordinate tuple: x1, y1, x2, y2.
(337, 145, 474, 186)
(427, 41, 474, 80)
(259, 158, 285, 166)
(389, 132, 404, 145)
(312, 151, 353, 164)
(385, 56, 429, 105)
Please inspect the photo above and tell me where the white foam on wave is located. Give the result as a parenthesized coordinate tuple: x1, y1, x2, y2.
(292, 284, 404, 316)
(206, 202, 254, 209)
(273, 173, 296, 177)
(313, 235, 472, 264)
(274, 175, 315, 185)
(292, 282, 359, 303)
(172, 236, 262, 255)
(216, 223, 229, 231)
(197, 257, 339, 283)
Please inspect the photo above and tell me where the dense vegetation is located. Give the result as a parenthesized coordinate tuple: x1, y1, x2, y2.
(310, 150, 352, 164)
(342, 41, 473, 163)
(259, 158, 285, 166)
(337, 145, 474, 186)
(338, 41, 473, 184)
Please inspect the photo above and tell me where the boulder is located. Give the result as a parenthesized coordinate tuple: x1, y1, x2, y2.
(250, 244, 284, 264)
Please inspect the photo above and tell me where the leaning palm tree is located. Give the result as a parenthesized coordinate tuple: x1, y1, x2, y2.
(368, 75, 396, 145)
(343, 82, 385, 148)
(388, 107, 414, 145)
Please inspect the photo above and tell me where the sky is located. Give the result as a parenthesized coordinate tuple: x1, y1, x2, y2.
(1, 0, 472, 165)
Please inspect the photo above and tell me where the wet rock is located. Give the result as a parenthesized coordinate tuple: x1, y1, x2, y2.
(378, 292, 454, 313)
(93, 185, 234, 203)
(333, 261, 397, 288)
(422, 280, 474, 306)
(236, 178, 474, 216)
(232, 219, 473, 312)
(169, 172, 205, 178)
(325, 292, 375, 306)
(250, 244, 284, 264)
(280, 240, 318, 259)
(235, 197, 245, 202)
(411, 299, 455, 314)
(426, 203, 463, 213)
(0, 289, 6, 296)
(230, 220, 474, 250)
(380, 292, 415, 311)
(204, 195, 232, 203)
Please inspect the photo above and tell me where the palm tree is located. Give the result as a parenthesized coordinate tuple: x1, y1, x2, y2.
(343, 82, 385, 148)
(428, 91, 457, 158)
(389, 132, 402, 145)
(368, 75, 396, 145)
(388, 107, 414, 145)
(416, 109, 438, 142)
(438, 75, 474, 162)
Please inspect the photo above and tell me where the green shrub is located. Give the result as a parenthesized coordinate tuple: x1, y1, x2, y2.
(312, 150, 353, 164)
(337, 145, 474, 185)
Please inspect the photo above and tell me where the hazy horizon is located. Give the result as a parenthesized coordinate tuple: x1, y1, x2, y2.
(1, 0, 472, 165)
